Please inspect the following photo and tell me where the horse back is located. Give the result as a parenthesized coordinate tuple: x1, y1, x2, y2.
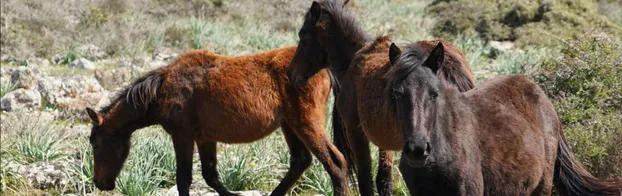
(156, 46, 331, 143)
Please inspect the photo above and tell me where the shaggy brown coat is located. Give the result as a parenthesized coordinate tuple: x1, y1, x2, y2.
(86, 46, 349, 196)
(287, 0, 475, 195)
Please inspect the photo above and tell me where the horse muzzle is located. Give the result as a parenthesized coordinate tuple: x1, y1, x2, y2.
(95, 179, 115, 191)
(403, 141, 431, 168)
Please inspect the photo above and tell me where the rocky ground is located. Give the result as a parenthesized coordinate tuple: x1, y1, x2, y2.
(0, 44, 177, 117)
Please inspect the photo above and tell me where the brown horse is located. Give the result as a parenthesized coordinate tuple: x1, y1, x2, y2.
(287, 0, 476, 195)
(387, 42, 622, 195)
(85, 46, 350, 196)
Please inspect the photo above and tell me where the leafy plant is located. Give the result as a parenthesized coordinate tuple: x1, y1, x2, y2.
(530, 33, 622, 178)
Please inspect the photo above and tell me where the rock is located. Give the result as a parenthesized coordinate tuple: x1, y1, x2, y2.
(1, 88, 42, 111)
(132, 56, 169, 70)
(161, 185, 270, 196)
(69, 58, 96, 70)
(31, 58, 51, 68)
(1, 67, 15, 86)
(18, 162, 72, 190)
(37, 76, 106, 119)
(52, 53, 66, 64)
(1, 54, 13, 62)
(11, 67, 40, 89)
(489, 41, 515, 54)
(76, 44, 106, 61)
(152, 49, 179, 62)
(94, 68, 132, 90)
(117, 58, 133, 67)
(95, 88, 124, 110)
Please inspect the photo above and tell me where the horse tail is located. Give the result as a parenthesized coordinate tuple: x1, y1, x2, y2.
(553, 126, 622, 196)
(327, 69, 357, 185)
(125, 68, 166, 111)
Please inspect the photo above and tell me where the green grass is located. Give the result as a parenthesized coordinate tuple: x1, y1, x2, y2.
(115, 127, 176, 196)
(7, 113, 66, 164)
(0, 81, 17, 98)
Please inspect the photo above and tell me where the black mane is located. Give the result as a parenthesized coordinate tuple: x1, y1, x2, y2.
(100, 68, 166, 114)
(311, 0, 371, 46)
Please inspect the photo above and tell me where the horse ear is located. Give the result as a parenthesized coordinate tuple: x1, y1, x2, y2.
(310, 1, 322, 23)
(389, 43, 402, 65)
(86, 107, 102, 126)
(423, 42, 444, 74)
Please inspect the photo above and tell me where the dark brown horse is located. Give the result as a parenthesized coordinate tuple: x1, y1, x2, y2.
(287, 0, 476, 195)
(85, 46, 350, 196)
(387, 42, 622, 195)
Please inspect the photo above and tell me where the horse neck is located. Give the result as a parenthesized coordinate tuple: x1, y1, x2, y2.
(101, 100, 154, 134)
(325, 23, 370, 80)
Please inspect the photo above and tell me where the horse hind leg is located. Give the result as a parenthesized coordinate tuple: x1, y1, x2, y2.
(284, 114, 349, 195)
(270, 121, 313, 196)
(196, 141, 239, 196)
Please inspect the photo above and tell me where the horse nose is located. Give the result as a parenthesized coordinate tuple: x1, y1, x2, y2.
(403, 141, 430, 160)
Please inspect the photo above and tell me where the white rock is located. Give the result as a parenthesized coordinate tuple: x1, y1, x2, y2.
(152, 49, 179, 62)
(76, 44, 106, 60)
(52, 53, 66, 64)
(489, 41, 515, 53)
(11, 67, 40, 89)
(29, 58, 51, 68)
(36, 76, 105, 119)
(19, 162, 72, 190)
(163, 186, 269, 196)
(0, 88, 42, 111)
(95, 88, 124, 110)
(1, 54, 13, 62)
(69, 58, 96, 70)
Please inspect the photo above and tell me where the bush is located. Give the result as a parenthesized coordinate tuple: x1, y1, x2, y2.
(530, 33, 622, 179)
(428, 0, 622, 47)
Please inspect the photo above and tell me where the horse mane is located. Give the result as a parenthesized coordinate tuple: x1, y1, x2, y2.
(312, 0, 370, 45)
(386, 40, 475, 93)
(385, 43, 427, 91)
(100, 68, 167, 114)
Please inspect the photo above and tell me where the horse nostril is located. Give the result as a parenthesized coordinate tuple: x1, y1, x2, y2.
(425, 142, 431, 156)
(404, 142, 428, 158)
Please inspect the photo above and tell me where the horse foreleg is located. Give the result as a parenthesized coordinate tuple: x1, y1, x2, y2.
(270, 121, 313, 196)
(376, 150, 394, 196)
(196, 141, 239, 196)
(347, 127, 375, 196)
(171, 132, 195, 196)
(398, 156, 418, 195)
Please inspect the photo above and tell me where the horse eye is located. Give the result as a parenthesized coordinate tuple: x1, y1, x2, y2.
(392, 89, 403, 100)
(429, 91, 438, 100)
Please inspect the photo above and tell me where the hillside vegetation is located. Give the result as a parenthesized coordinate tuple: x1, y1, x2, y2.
(1, 0, 621, 195)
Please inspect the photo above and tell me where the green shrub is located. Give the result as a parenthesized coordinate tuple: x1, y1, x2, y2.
(495, 47, 548, 75)
(530, 33, 622, 179)
(428, 0, 622, 47)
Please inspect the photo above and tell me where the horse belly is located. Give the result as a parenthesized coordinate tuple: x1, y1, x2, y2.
(195, 67, 283, 143)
